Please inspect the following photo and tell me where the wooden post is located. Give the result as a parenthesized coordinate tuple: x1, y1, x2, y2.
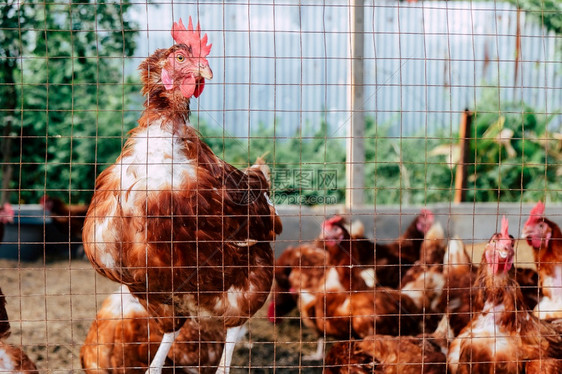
(454, 109, 473, 203)
(346, 0, 365, 209)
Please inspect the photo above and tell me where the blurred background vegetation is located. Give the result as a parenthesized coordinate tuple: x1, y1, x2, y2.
(198, 95, 560, 206)
(0, 0, 560, 206)
(0, 0, 138, 205)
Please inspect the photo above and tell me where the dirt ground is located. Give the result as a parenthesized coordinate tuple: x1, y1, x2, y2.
(0, 257, 325, 374)
(0, 239, 535, 373)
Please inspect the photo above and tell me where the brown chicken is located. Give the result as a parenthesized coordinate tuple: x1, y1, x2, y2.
(270, 216, 423, 361)
(287, 266, 421, 361)
(447, 217, 562, 373)
(268, 243, 328, 323)
(307, 217, 423, 348)
(317, 215, 376, 291)
(437, 236, 540, 336)
(0, 287, 38, 373)
(82, 18, 282, 374)
(281, 244, 333, 360)
(292, 212, 434, 290)
(270, 211, 435, 327)
(268, 215, 365, 323)
(522, 201, 562, 320)
(315, 286, 423, 339)
(353, 209, 435, 288)
(0, 203, 14, 242)
(81, 285, 224, 373)
(267, 218, 350, 360)
(400, 222, 447, 311)
(40, 195, 88, 243)
(400, 223, 447, 332)
(324, 315, 451, 374)
(354, 209, 434, 263)
(436, 237, 476, 336)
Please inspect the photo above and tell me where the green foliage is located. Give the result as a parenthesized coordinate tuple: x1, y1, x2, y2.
(363, 119, 454, 205)
(199, 91, 561, 206)
(0, 1, 139, 204)
(197, 116, 456, 206)
(506, 0, 562, 35)
(466, 90, 561, 202)
(197, 120, 346, 206)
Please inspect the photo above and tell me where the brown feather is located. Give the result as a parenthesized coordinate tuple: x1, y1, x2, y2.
(325, 332, 447, 374)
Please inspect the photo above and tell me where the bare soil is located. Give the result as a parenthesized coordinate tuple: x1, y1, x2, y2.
(0, 258, 324, 373)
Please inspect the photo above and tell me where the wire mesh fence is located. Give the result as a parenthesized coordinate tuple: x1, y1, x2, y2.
(0, 0, 561, 373)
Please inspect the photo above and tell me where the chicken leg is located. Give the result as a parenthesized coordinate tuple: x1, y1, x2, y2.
(216, 324, 246, 374)
(145, 330, 180, 374)
(302, 337, 324, 361)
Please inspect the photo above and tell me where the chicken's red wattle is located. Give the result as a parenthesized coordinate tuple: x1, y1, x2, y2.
(193, 77, 205, 98)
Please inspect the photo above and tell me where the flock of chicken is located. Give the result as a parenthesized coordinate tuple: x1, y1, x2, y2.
(1, 201, 561, 373)
(269, 203, 562, 373)
(0, 16, 560, 374)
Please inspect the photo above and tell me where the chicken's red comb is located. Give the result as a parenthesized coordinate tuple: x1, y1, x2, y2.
(501, 215, 509, 240)
(0, 203, 14, 223)
(171, 17, 212, 58)
(2, 203, 13, 215)
(526, 201, 545, 226)
(324, 215, 344, 228)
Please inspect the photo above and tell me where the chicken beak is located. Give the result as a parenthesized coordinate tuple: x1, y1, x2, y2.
(498, 238, 513, 257)
(199, 64, 213, 80)
(498, 248, 509, 259)
(497, 242, 514, 272)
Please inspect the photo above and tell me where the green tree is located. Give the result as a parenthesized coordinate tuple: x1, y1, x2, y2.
(364, 119, 453, 205)
(0, 1, 36, 205)
(0, 1, 139, 204)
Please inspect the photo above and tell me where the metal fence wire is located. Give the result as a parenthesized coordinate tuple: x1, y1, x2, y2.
(0, 0, 561, 373)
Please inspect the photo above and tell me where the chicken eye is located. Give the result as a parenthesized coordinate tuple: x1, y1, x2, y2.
(176, 54, 185, 63)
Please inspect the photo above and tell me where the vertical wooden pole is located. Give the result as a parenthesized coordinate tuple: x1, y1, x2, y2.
(346, 0, 365, 208)
(454, 109, 473, 204)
